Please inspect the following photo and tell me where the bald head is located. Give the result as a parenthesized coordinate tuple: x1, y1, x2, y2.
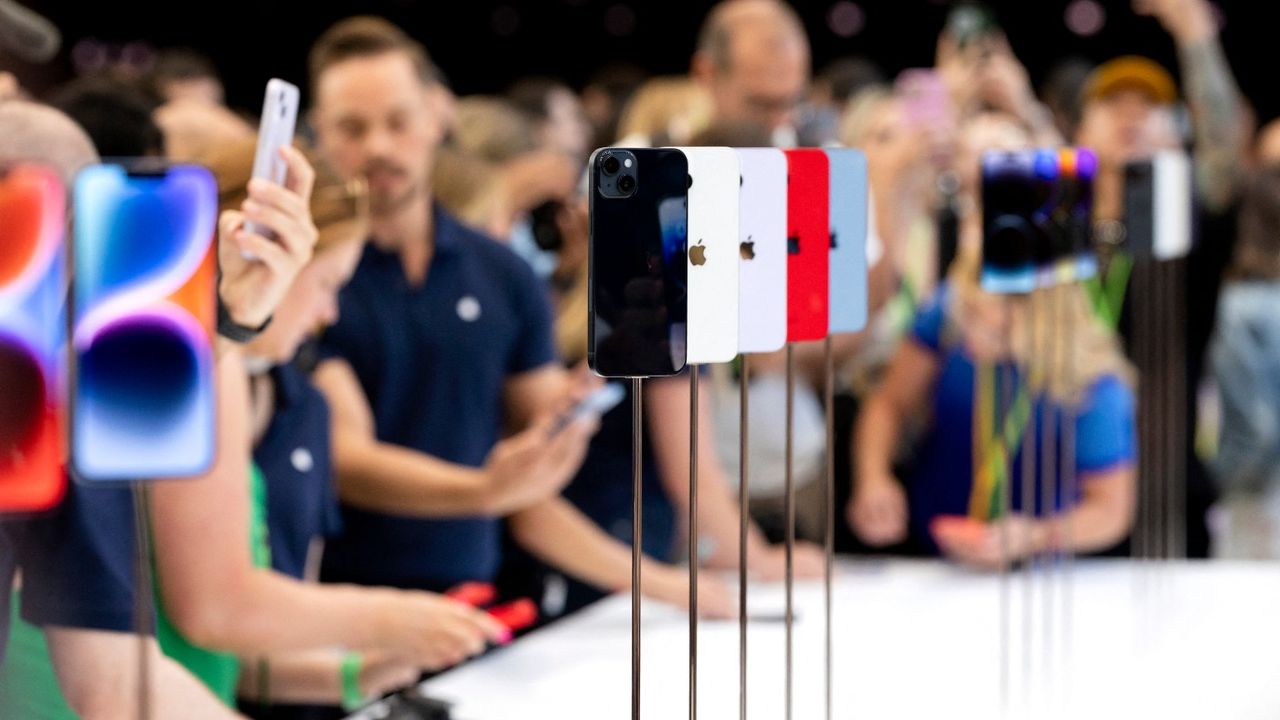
(0, 101, 98, 184)
(692, 0, 810, 134)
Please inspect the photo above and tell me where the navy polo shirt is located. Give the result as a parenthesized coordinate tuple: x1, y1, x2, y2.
(320, 205, 557, 591)
(253, 363, 343, 580)
(905, 285, 1137, 553)
(4, 482, 138, 631)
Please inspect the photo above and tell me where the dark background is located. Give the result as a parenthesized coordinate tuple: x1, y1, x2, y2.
(5, 0, 1276, 123)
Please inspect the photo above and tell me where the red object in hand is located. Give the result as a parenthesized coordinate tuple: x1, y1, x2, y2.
(930, 515, 989, 546)
(487, 599, 538, 633)
(445, 582, 498, 608)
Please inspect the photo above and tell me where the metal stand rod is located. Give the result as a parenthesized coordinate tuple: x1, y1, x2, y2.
(1041, 287, 1058, 690)
(1021, 292, 1037, 708)
(631, 378, 644, 720)
(739, 356, 750, 720)
(824, 338, 835, 720)
(131, 481, 154, 720)
(784, 344, 795, 720)
(690, 368, 700, 720)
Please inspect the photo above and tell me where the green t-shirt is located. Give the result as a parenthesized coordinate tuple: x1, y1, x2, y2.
(0, 464, 273, 714)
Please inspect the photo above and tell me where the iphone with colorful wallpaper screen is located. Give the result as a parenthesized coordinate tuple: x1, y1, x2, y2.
(0, 163, 67, 512)
(70, 162, 218, 482)
(784, 148, 829, 342)
(588, 147, 689, 378)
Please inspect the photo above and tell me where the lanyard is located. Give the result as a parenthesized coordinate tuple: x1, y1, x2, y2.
(970, 362, 1033, 521)
(1084, 253, 1132, 330)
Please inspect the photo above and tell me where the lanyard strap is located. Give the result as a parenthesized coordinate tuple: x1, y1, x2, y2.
(1084, 253, 1132, 330)
(970, 363, 1034, 521)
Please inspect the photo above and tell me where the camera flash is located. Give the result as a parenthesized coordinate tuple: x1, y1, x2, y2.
(623, 158, 633, 168)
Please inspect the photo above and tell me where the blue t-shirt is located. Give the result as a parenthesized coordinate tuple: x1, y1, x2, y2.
(253, 363, 343, 580)
(320, 206, 557, 591)
(906, 285, 1136, 553)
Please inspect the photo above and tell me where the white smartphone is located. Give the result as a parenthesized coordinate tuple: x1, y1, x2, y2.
(735, 148, 788, 354)
(674, 146, 741, 365)
(244, 78, 300, 244)
(548, 382, 627, 435)
(825, 148, 869, 334)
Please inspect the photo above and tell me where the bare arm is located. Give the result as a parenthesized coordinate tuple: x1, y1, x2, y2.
(848, 339, 941, 546)
(313, 358, 498, 516)
(150, 349, 502, 666)
(1136, 0, 1248, 210)
(508, 498, 734, 617)
(237, 650, 417, 708)
(46, 628, 245, 720)
(856, 339, 940, 484)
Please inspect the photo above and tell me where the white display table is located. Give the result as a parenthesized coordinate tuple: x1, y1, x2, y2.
(352, 559, 1280, 719)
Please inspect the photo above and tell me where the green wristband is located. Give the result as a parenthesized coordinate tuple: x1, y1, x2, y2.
(340, 651, 364, 711)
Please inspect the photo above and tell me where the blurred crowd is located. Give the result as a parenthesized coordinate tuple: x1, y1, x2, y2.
(1, 0, 1277, 717)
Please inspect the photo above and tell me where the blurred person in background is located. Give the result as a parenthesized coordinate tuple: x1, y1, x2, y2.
(306, 17, 733, 618)
(1209, 167, 1280, 559)
(798, 57, 883, 147)
(1076, 0, 1248, 557)
(48, 75, 164, 157)
(613, 76, 713, 147)
(1039, 57, 1095, 143)
(578, 62, 647, 151)
(849, 248, 1137, 567)
(506, 76, 593, 161)
(147, 47, 224, 105)
(690, 0, 809, 148)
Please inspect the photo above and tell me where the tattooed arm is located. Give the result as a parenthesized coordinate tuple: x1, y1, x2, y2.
(1136, 0, 1248, 211)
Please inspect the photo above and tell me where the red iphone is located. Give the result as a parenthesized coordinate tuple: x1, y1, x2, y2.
(784, 149, 829, 342)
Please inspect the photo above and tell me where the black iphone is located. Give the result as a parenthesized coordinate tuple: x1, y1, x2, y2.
(588, 147, 689, 378)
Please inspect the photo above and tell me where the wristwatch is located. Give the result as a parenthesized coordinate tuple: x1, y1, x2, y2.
(217, 300, 272, 343)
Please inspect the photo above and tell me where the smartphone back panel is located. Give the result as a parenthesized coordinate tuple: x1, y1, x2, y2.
(735, 148, 787, 354)
(588, 148, 689, 378)
(785, 149, 830, 342)
(825, 148, 869, 334)
(676, 146, 740, 364)
(70, 163, 218, 482)
(0, 163, 67, 511)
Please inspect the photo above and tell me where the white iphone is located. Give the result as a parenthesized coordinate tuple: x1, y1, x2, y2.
(825, 148, 869, 334)
(674, 146, 741, 365)
(735, 148, 788, 354)
(245, 78, 300, 245)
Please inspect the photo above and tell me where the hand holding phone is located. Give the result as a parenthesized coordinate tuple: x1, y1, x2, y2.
(243, 79, 299, 256)
(548, 382, 626, 436)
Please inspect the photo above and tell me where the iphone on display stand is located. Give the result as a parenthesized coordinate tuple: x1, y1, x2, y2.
(784, 148, 830, 342)
(675, 146, 740, 365)
(825, 148, 869, 334)
(588, 147, 690, 378)
(735, 148, 788, 354)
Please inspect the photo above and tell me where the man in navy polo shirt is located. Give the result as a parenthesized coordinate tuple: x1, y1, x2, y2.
(309, 18, 724, 611)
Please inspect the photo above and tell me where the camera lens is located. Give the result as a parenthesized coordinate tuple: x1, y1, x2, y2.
(617, 175, 636, 193)
(602, 155, 621, 175)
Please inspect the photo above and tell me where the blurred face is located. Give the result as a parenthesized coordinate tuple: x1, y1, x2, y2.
(862, 99, 924, 191)
(1257, 119, 1280, 167)
(543, 87, 592, 159)
(312, 52, 441, 217)
(245, 240, 365, 364)
(960, 291, 1015, 363)
(1076, 88, 1162, 168)
(707, 27, 809, 132)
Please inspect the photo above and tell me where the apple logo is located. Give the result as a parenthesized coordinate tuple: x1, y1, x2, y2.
(787, 235, 800, 255)
(740, 236, 756, 261)
(689, 239, 708, 266)
(830, 231, 839, 249)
